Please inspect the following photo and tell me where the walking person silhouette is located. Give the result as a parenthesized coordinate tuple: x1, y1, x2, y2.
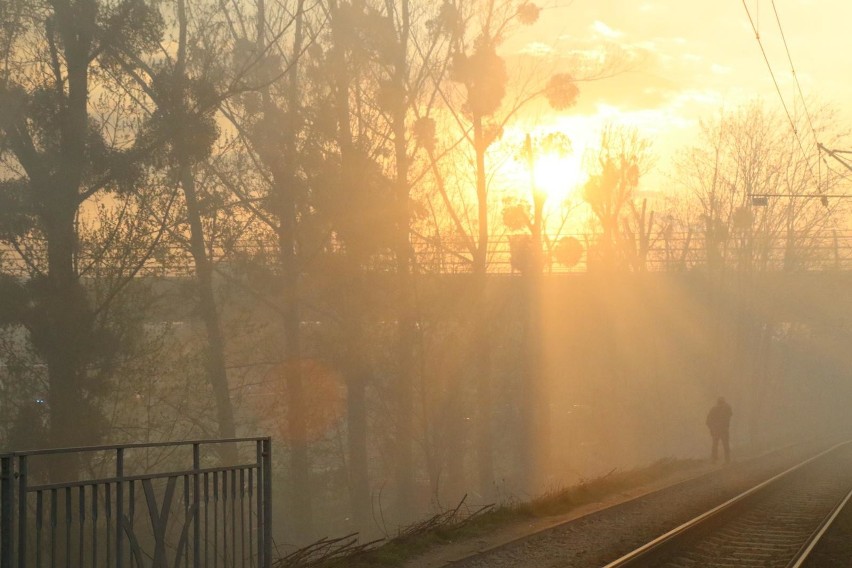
(706, 397, 733, 463)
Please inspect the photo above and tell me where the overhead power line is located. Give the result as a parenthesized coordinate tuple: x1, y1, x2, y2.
(740, 0, 819, 186)
(770, 0, 818, 144)
(759, 1, 852, 194)
(766, 0, 847, 192)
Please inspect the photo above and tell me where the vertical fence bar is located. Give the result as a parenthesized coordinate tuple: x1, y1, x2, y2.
(203, 473, 209, 568)
(64, 487, 71, 568)
(213, 472, 218, 568)
(230, 471, 236, 568)
(127, 481, 134, 568)
(261, 439, 271, 568)
(193, 444, 200, 568)
(115, 448, 124, 568)
(239, 469, 245, 566)
(183, 475, 189, 568)
(92, 485, 98, 568)
(247, 470, 254, 568)
(78, 486, 85, 568)
(17, 456, 27, 568)
(228, 470, 237, 568)
(255, 442, 262, 568)
(50, 489, 56, 568)
(1, 455, 14, 568)
(105, 482, 111, 566)
(35, 491, 43, 568)
(222, 471, 227, 567)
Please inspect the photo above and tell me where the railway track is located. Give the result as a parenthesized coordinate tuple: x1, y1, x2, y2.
(443, 442, 852, 568)
(605, 441, 852, 568)
(792, 485, 852, 568)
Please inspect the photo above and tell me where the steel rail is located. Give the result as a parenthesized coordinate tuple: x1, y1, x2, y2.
(440, 443, 804, 568)
(786, 485, 852, 568)
(602, 440, 852, 568)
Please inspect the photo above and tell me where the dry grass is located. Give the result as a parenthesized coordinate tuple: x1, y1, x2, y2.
(277, 457, 703, 568)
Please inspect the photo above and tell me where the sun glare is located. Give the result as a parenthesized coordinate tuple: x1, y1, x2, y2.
(498, 126, 591, 209)
(533, 152, 587, 203)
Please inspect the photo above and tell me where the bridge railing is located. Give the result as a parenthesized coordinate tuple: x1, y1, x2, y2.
(0, 438, 272, 568)
(5, 231, 852, 276)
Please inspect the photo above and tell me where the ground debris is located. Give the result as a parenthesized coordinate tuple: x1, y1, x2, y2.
(395, 495, 495, 540)
(273, 496, 494, 568)
(273, 533, 384, 568)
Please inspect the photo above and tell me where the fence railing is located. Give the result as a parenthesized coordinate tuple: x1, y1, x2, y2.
(5, 230, 852, 276)
(0, 438, 272, 568)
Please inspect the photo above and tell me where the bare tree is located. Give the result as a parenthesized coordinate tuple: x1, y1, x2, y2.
(219, 0, 319, 535)
(100, 0, 260, 465)
(582, 125, 651, 271)
(674, 101, 849, 448)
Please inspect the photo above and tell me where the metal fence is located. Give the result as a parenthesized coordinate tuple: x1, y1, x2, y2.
(5, 231, 852, 276)
(0, 438, 272, 568)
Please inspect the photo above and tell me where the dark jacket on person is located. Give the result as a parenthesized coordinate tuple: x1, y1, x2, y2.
(706, 401, 733, 435)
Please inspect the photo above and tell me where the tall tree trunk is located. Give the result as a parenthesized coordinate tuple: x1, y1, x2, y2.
(179, 167, 238, 463)
(423, 149, 467, 502)
(45, 208, 88, 477)
(387, 0, 416, 522)
(173, 0, 237, 464)
(342, 281, 370, 531)
(275, 176, 313, 535)
(328, 0, 371, 531)
(523, 170, 549, 491)
(43, 0, 97, 478)
(472, 115, 494, 497)
(268, 0, 314, 537)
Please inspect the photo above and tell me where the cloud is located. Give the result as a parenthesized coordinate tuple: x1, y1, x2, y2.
(520, 42, 556, 57)
(591, 20, 624, 39)
(671, 89, 723, 108)
(511, 9, 742, 121)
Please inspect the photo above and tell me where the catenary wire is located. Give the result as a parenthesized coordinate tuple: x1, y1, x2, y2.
(764, 1, 852, 193)
(768, 0, 839, 193)
(740, 0, 819, 186)
(771, 0, 818, 143)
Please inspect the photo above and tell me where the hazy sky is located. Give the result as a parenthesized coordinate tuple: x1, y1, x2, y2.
(503, 0, 852, 193)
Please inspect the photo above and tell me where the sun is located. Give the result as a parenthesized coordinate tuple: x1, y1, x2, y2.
(498, 127, 589, 205)
(494, 128, 590, 221)
(532, 152, 587, 203)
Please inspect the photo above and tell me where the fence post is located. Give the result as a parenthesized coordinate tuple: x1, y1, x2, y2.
(1, 455, 13, 568)
(261, 438, 272, 568)
(16, 456, 26, 568)
(116, 447, 124, 568)
(192, 443, 200, 568)
(255, 441, 263, 568)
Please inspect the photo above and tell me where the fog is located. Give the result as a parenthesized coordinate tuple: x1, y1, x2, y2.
(2, 0, 852, 552)
(5, 267, 852, 544)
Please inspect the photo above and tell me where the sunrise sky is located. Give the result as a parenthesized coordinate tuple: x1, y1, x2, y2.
(502, 0, 852, 198)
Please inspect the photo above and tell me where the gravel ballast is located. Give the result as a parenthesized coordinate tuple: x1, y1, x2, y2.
(448, 443, 838, 568)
